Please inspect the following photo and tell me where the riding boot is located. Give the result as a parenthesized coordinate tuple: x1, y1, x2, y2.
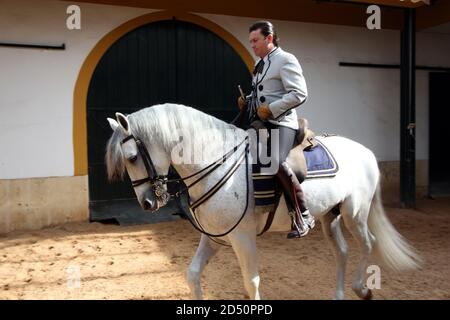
(278, 162, 315, 238)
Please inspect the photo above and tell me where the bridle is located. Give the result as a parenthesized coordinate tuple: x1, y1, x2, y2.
(121, 134, 171, 206)
(120, 133, 250, 239)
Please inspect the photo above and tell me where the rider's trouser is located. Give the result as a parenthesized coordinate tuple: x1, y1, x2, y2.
(255, 122, 308, 215)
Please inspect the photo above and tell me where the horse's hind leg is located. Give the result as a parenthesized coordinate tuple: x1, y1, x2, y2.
(229, 232, 260, 300)
(341, 199, 375, 300)
(320, 210, 348, 300)
(186, 234, 221, 299)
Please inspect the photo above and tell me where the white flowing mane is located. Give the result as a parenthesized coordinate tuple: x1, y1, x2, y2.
(106, 103, 245, 180)
(130, 103, 241, 151)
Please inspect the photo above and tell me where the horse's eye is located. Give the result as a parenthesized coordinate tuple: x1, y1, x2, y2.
(129, 155, 138, 163)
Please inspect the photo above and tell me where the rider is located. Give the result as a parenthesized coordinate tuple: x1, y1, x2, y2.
(238, 21, 315, 238)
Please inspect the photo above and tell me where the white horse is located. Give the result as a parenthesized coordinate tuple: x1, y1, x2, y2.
(105, 103, 421, 300)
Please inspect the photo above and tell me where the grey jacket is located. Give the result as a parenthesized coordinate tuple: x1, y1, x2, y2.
(248, 47, 308, 130)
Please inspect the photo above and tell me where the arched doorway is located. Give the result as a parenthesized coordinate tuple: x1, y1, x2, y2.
(87, 19, 252, 223)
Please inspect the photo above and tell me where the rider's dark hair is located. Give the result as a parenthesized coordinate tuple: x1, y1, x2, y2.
(249, 21, 279, 47)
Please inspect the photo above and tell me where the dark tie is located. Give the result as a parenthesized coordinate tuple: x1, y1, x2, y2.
(253, 60, 265, 76)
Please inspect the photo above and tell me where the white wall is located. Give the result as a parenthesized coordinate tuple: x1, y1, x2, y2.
(0, 0, 156, 179)
(1, 0, 449, 179)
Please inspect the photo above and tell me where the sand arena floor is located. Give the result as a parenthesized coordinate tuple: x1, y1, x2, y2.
(1, 197, 449, 300)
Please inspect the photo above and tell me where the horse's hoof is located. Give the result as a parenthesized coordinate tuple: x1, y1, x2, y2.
(363, 289, 373, 300)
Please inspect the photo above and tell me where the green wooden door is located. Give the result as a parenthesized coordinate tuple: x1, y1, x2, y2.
(87, 20, 251, 223)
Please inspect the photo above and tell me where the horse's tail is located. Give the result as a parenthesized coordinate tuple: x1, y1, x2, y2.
(368, 182, 423, 272)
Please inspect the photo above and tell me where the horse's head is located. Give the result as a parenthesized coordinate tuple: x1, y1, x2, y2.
(106, 112, 171, 212)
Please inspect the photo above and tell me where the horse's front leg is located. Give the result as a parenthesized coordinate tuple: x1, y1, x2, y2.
(229, 231, 261, 300)
(186, 234, 221, 299)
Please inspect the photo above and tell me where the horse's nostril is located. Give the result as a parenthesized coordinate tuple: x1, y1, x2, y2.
(143, 199, 154, 211)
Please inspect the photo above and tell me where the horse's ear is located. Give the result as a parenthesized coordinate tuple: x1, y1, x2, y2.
(115, 112, 130, 134)
(107, 117, 119, 131)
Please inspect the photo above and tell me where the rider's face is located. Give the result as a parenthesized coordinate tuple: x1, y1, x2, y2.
(249, 29, 273, 59)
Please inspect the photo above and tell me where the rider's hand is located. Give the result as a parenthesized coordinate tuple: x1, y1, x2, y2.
(237, 96, 247, 110)
(257, 103, 272, 121)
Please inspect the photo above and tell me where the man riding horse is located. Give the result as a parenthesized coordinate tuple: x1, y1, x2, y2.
(237, 21, 315, 238)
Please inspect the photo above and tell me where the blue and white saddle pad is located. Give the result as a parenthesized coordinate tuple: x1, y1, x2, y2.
(304, 138, 339, 179)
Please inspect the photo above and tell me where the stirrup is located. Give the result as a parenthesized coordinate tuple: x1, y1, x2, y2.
(287, 211, 310, 239)
(287, 227, 309, 239)
(302, 210, 316, 229)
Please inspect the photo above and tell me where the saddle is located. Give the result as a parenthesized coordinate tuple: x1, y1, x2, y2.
(296, 118, 318, 151)
(288, 118, 319, 181)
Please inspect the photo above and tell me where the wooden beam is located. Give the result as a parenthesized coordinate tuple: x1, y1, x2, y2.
(60, 0, 450, 29)
(417, 0, 450, 29)
(339, 0, 425, 8)
(61, 0, 404, 29)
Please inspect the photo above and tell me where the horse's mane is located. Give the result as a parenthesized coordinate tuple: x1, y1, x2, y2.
(105, 103, 244, 181)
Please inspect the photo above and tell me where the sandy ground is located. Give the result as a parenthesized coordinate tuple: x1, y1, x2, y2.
(1, 197, 449, 300)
